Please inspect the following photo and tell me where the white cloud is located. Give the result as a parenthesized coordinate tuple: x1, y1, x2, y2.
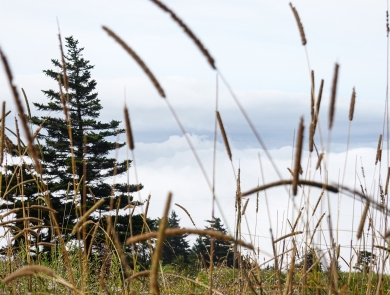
(111, 134, 387, 268)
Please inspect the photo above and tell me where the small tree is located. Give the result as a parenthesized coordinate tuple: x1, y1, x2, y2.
(160, 211, 190, 266)
(2, 36, 143, 257)
(295, 249, 323, 272)
(353, 250, 376, 273)
(192, 217, 235, 267)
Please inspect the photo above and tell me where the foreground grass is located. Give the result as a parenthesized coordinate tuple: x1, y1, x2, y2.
(0, 245, 389, 295)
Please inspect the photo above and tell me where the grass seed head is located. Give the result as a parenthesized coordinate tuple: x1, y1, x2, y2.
(289, 3, 307, 46)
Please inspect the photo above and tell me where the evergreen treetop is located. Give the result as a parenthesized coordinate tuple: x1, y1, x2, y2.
(192, 217, 235, 267)
(160, 211, 190, 265)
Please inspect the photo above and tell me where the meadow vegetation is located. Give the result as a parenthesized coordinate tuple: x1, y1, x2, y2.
(0, 1, 389, 294)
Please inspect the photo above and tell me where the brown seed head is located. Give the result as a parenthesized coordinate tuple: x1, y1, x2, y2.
(216, 111, 232, 161)
(376, 134, 382, 165)
(102, 26, 166, 98)
(293, 117, 304, 196)
(124, 105, 134, 150)
(357, 201, 370, 240)
(289, 3, 307, 46)
(329, 63, 339, 130)
(349, 87, 356, 121)
(150, 0, 216, 69)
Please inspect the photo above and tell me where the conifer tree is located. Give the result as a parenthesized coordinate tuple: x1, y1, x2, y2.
(192, 217, 235, 267)
(2, 36, 144, 257)
(160, 211, 190, 265)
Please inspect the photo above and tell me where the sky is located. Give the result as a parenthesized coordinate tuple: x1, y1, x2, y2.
(1, 0, 390, 269)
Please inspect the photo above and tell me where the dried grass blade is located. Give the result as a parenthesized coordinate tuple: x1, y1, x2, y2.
(329, 63, 339, 129)
(157, 273, 225, 295)
(292, 209, 302, 231)
(357, 200, 370, 240)
(315, 79, 324, 120)
(127, 270, 151, 280)
(316, 153, 324, 170)
(29, 205, 57, 213)
(0, 217, 42, 227)
(289, 3, 307, 45)
(309, 121, 315, 152)
(242, 198, 249, 215)
(310, 212, 326, 244)
(3, 265, 55, 283)
(241, 179, 338, 197)
(293, 117, 304, 196)
(0, 208, 20, 220)
(102, 26, 165, 98)
(58, 32, 69, 92)
(376, 134, 383, 165)
(124, 105, 134, 150)
(312, 190, 324, 216)
(175, 203, 196, 227)
(216, 111, 232, 161)
(126, 228, 254, 250)
(349, 87, 356, 121)
(37, 242, 56, 247)
(150, 192, 172, 295)
(0, 101, 5, 166)
(71, 198, 105, 235)
(386, 167, 390, 195)
(273, 231, 303, 244)
(106, 215, 132, 278)
(12, 228, 40, 240)
(150, 0, 216, 69)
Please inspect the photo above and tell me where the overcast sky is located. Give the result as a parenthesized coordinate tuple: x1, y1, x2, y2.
(1, 1, 390, 268)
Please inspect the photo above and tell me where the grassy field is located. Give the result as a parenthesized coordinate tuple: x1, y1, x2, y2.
(0, 1, 389, 294)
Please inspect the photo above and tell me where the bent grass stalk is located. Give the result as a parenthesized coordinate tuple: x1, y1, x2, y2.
(102, 26, 166, 98)
(149, 0, 216, 70)
(150, 192, 172, 295)
(126, 228, 254, 250)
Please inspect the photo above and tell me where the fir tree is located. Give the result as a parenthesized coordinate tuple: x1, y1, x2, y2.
(192, 217, 235, 267)
(2, 36, 143, 257)
(160, 211, 190, 265)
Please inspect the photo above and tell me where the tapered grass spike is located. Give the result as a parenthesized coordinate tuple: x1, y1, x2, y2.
(289, 3, 307, 46)
(329, 63, 339, 129)
(216, 111, 232, 161)
(150, 192, 172, 295)
(349, 87, 356, 121)
(316, 79, 324, 119)
(357, 200, 370, 240)
(57, 31, 69, 92)
(149, 0, 216, 69)
(124, 105, 134, 150)
(309, 121, 315, 152)
(293, 117, 304, 196)
(126, 228, 254, 250)
(385, 167, 390, 195)
(242, 198, 249, 215)
(0, 101, 5, 166)
(175, 203, 196, 227)
(102, 26, 166, 98)
(274, 231, 303, 244)
(316, 152, 324, 170)
(376, 134, 382, 165)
